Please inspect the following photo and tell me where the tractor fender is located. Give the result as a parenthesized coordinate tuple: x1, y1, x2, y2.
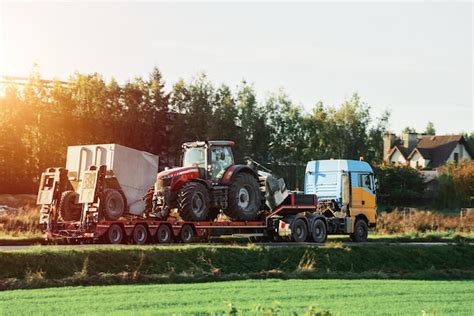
(220, 165, 259, 185)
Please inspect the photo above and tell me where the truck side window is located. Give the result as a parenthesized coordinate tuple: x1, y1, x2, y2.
(360, 174, 372, 190)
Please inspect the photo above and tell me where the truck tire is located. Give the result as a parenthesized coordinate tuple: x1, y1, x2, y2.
(156, 224, 172, 243)
(350, 219, 369, 242)
(225, 173, 261, 221)
(132, 224, 148, 245)
(291, 218, 308, 242)
(107, 224, 124, 244)
(177, 182, 209, 221)
(58, 190, 81, 221)
(101, 189, 125, 221)
(311, 219, 327, 243)
(180, 224, 194, 243)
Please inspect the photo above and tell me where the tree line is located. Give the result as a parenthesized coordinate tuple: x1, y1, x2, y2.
(0, 66, 390, 193)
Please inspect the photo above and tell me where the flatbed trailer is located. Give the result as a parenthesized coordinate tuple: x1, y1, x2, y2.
(45, 193, 338, 244)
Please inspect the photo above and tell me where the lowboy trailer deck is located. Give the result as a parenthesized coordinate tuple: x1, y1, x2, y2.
(45, 193, 333, 244)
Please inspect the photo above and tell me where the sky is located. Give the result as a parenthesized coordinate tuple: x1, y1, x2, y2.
(1, 1, 472, 134)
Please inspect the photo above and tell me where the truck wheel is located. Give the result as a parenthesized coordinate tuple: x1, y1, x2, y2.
(225, 173, 261, 221)
(311, 219, 327, 243)
(107, 224, 124, 244)
(350, 219, 369, 242)
(291, 218, 308, 242)
(180, 224, 194, 243)
(156, 224, 172, 243)
(101, 189, 125, 220)
(58, 190, 81, 221)
(132, 224, 148, 245)
(177, 182, 209, 221)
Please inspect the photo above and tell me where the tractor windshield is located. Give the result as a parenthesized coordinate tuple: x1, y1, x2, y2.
(183, 147, 206, 168)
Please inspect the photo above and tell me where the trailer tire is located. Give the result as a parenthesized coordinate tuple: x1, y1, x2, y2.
(156, 224, 172, 243)
(350, 219, 369, 242)
(177, 182, 209, 221)
(101, 189, 125, 221)
(291, 218, 308, 242)
(107, 224, 124, 244)
(311, 219, 327, 243)
(132, 224, 148, 245)
(58, 190, 81, 221)
(180, 224, 194, 243)
(225, 173, 261, 221)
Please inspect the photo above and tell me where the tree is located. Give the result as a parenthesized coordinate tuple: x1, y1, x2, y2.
(402, 126, 416, 133)
(424, 121, 436, 135)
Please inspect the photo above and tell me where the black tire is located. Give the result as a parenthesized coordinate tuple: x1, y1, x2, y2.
(311, 219, 327, 243)
(58, 190, 81, 221)
(101, 189, 125, 220)
(132, 224, 148, 245)
(177, 182, 209, 221)
(156, 224, 172, 243)
(225, 173, 261, 221)
(107, 224, 124, 244)
(208, 208, 221, 221)
(291, 218, 308, 242)
(350, 219, 369, 242)
(180, 224, 194, 243)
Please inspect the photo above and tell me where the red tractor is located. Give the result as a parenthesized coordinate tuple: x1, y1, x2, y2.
(151, 141, 264, 221)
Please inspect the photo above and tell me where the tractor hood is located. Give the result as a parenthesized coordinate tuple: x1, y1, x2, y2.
(157, 166, 199, 180)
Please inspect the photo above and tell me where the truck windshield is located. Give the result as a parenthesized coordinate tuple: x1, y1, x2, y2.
(183, 147, 206, 168)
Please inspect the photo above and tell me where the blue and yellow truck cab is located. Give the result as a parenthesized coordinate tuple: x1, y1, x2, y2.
(304, 159, 377, 242)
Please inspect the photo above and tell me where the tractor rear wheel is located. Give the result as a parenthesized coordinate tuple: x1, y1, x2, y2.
(101, 189, 125, 220)
(177, 182, 210, 221)
(225, 173, 261, 221)
(58, 190, 81, 221)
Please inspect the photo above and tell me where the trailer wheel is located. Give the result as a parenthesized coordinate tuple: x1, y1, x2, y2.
(156, 224, 172, 243)
(180, 225, 194, 243)
(107, 224, 124, 244)
(311, 219, 327, 243)
(291, 218, 308, 242)
(350, 219, 368, 242)
(132, 224, 148, 245)
(101, 189, 125, 221)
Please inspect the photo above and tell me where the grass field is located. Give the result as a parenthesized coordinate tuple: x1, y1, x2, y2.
(0, 279, 473, 315)
(1, 244, 473, 290)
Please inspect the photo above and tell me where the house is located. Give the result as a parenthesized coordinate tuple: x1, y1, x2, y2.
(383, 132, 473, 171)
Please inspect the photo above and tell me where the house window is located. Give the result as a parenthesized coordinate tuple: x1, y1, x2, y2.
(416, 161, 419, 168)
(454, 153, 459, 164)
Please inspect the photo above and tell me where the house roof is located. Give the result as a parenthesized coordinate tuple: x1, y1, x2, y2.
(408, 135, 472, 169)
(386, 140, 410, 160)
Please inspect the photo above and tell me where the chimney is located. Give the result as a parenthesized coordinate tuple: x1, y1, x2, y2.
(401, 132, 419, 152)
(383, 133, 396, 160)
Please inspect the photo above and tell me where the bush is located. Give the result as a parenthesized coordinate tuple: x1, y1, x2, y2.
(435, 161, 474, 208)
(375, 164, 425, 206)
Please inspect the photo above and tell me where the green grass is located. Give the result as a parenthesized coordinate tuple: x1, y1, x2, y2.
(0, 279, 473, 315)
(0, 244, 473, 290)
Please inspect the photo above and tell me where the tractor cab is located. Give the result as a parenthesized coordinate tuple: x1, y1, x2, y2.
(182, 141, 235, 184)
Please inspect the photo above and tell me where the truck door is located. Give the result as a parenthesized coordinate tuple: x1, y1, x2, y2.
(359, 173, 376, 210)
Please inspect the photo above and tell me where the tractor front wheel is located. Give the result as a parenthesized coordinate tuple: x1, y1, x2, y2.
(177, 182, 210, 221)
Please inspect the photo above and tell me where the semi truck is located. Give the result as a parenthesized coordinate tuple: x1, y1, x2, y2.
(37, 142, 377, 244)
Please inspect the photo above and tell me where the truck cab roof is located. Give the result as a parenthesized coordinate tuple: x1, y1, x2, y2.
(305, 159, 373, 174)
